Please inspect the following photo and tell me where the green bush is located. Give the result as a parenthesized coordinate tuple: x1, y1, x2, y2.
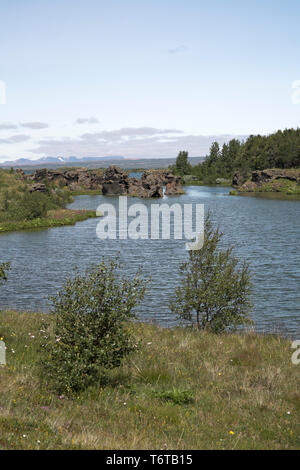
(171, 213, 253, 333)
(40, 259, 148, 394)
(0, 186, 72, 222)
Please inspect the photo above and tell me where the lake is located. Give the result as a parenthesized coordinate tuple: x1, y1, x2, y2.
(0, 186, 299, 337)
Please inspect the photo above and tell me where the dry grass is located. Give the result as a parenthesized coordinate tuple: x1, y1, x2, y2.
(0, 311, 299, 450)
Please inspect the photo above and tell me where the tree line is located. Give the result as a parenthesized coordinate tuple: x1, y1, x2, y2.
(172, 128, 300, 183)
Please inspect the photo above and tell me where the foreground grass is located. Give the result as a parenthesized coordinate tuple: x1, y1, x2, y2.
(0, 209, 99, 233)
(0, 311, 299, 450)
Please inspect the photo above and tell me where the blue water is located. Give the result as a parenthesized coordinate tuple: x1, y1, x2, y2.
(0, 186, 299, 337)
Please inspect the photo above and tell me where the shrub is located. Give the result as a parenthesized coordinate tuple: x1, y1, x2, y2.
(41, 259, 147, 393)
(0, 185, 72, 223)
(171, 213, 253, 333)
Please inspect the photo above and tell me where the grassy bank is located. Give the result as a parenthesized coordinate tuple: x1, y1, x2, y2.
(70, 189, 102, 196)
(0, 311, 299, 450)
(240, 178, 300, 195)
(0, 209, 99, 233)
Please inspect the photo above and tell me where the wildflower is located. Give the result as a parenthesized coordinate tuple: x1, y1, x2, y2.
(229, 430, 235, 435)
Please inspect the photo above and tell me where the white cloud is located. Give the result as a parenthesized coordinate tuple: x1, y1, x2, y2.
(0, 134, 30, 144)
(76, 117, 100, 124)
(0, 123, 18, 130)
(20, 122, 48, 129)
(29, 128, 247, 158)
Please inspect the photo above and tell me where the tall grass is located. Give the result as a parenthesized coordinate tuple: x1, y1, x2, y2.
(0, 311, 299, 450)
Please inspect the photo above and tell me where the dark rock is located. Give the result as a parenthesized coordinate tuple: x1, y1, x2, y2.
(29, 183, 47, 193)
(28, 165, 184, 198)
(232, 172, 244, 187)
(102, 166, 129, 195)
(238, 169, 300, 192)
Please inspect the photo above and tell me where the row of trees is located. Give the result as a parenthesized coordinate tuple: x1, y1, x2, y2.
(172, 128, 300, 183)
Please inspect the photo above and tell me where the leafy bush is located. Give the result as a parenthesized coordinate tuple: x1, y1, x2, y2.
(171, 214, 253, 333)
(41, 259, 147, 393)
(0, 186, 72, 222)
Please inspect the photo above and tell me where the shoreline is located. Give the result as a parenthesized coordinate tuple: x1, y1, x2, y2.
(0, 208, 100, 234)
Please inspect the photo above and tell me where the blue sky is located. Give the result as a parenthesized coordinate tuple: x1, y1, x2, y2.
(0, 0, 300, 161)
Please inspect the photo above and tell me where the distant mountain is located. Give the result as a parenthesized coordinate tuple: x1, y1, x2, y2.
(0, 155, 125, 166)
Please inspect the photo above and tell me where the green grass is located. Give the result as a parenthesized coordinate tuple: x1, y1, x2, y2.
(0, 169, 100, 233)
(70, 189, 102, 196)
(0, 311, 299, 450)
(0, 209, 99, 233)
(254, 179, 300, 195)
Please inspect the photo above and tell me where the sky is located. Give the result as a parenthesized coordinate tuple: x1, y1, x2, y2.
(0, 0, 300, 162)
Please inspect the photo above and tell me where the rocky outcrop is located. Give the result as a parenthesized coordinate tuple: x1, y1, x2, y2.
(26, 165, 184, 198)
(237, 169, 300, 192)
(101, 166, 130, 196)
(28, 168, 104, 192)
(232, 172, 245, 187)
(29, 183, 47, 193)
(15, 168, 26, 180)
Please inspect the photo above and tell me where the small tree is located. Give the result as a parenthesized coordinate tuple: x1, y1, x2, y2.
(175, 151, 192, 175)
(171, 215, 252, 333)
(41, 259, 147, 393)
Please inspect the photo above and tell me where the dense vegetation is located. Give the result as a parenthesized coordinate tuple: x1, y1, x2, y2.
(171, 128, 300, 184)
(41, 260, 147, 393)
(171, 215, 252, 332)
(0, 169, 98, 232)
(0, 169, 71, 223)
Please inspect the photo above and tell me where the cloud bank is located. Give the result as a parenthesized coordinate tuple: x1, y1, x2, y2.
(30, 127, 247, 159)
(0, 134, 30, 144)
